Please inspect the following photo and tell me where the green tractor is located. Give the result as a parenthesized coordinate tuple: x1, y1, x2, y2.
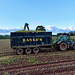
(53, 34, 75, 50)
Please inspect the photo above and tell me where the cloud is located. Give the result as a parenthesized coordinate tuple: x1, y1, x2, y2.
(0, 28, 22, 35)
(0, 26, 75, 35)
(69, 26, 75, 31)
(45, 26, 75, 35)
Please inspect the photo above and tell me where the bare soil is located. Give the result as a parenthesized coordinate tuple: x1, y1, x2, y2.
(0, 60, 75, 75)
(0, 50, 75, 75)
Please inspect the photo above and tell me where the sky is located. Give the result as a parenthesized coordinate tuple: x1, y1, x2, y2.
(0, 0, 75, 34)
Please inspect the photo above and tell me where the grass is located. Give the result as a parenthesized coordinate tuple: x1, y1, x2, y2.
(1, 57, 19, 64)
(28, 57, 41, 64)
(70, 36, 75, 41)
(52, 36, 57, 43)
(0, 52, 3, 54)
(0, 56, 12, 61)
(0, 55, 19, 64)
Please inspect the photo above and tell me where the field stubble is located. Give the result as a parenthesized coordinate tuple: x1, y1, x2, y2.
(0, 39, 13, 53)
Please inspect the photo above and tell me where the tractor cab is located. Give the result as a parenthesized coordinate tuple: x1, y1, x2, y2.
(54, 35, 69, 44)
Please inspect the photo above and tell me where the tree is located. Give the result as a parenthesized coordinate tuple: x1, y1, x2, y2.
(35, 26, 46, 31)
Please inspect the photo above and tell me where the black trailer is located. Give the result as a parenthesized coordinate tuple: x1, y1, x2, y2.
(10, 32, 52, 54)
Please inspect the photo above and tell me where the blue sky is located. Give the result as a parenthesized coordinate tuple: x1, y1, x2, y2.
(0, 0, 75, 33)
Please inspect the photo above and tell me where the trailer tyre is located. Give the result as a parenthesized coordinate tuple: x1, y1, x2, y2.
(73, 43, 75, 50)
(59, 42, 68, 51)
(33, 47, 39, 54)
(16, 48, 24, 55)
(25, 48, 32, 54)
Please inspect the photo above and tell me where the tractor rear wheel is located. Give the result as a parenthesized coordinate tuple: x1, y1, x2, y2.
(16, 48, 24, 55)
(33, 47, 39, 53)
(73, 43, 75, 50)
(25, 48, 32, 54)
(59, 42, 68, 50)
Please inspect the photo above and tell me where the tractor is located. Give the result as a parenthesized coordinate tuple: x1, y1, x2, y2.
(53, 34, 75, 50)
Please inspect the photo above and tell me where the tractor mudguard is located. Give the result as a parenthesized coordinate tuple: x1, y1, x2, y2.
(72, 42, 75, 46)
(57, 41, 62, 45)
(72, 42, 75, 48)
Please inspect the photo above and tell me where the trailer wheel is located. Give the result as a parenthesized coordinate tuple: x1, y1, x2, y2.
(59, 42, 68, 51)
(25, 48, 32, 54)
(73, 43, 75, 50)
(33, 47, 39, 54)
(16, 48, 24, 55)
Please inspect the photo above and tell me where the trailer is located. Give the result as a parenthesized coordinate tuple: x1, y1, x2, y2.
(10, 32, 52, 55)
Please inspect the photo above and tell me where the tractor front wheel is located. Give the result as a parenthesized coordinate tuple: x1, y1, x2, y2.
(73, 43, 75, 50)
(59, 42, 68, 51)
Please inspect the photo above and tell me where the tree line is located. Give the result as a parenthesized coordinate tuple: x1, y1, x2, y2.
(0, 35, 10, 39)
(57, 32, 75, 36)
